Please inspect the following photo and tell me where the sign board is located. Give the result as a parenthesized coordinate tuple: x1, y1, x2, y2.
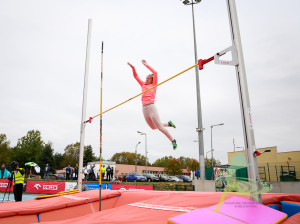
(26, 180, 65, 194)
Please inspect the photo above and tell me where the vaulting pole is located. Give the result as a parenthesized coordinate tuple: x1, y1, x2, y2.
(78, 19, 92, 192)
(99, 41, 104, 211)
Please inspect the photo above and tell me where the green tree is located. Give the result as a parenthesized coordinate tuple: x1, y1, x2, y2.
(10, 130, 44, 168)
(165, 158, 183, 175)
(0, 134, 11, 166)
(110, 151, 149, 166)
(205, 158, 221, 168)
(83, 145, 96, 166)
(190, 159, 199, 171)
(63, 142, 80, 167)
(39, 142, 55, 177)
(53, 152, 64, 170)
(152, 156, 174, 167)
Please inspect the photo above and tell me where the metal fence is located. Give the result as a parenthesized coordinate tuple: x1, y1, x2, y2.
(258, 161, 300, 182)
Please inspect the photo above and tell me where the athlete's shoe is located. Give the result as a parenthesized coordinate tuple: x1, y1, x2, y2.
(172, 139, 177, 150)
(168, 121, 176, 128)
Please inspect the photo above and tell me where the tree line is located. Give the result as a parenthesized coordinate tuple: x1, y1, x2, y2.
(110, 153, 221, 175)
(0, 130, 221, 177)
(0, 130, 97, 178)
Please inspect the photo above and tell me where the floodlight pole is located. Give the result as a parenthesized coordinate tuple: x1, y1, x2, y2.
(182, 0, 205, 181)
(226, 0, 261, 203)
(135, 142, 141, 172)
(137, 131, 148, 174)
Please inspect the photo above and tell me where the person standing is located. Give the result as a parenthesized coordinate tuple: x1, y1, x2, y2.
(44, 164, 51, 180)
(101, 165, 105, 180)
(196, 168, 200, 180)
(11, 161, 25, 202)
(75, 164, 78, 180)
(66, 165, 71, 180)
(91, 164, 96, 180)
(0, 164, 11, 179)
(110, 167, 114, 180)
(83, 166, 88, 181)
(106, 166, 111, 181)
(158, 172, 162, 182)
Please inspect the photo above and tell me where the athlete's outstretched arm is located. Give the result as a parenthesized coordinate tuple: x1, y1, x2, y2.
(128, 62, 144, 86)
(142, 60, 157, 85)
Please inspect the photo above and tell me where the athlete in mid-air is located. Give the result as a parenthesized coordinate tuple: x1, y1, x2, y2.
(128, 59, 177, 150)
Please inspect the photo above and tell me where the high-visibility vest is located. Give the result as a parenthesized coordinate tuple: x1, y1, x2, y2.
(13, 168, 25, 185)
(101, 167, 105, 174)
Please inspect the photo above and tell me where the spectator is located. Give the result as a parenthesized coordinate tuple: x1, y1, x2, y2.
(110, 167, 114, 180)
(0, 164, 11, 179)
(44, 164, 51, 180)
(158, 172, 161, 182)
(89, 165, 94, 180)
(66, 165, 71, 180)
(70, 168, 74, 181)
(11, 161, 25, 202)
(91, 164, 96, 180)
(74, 179, 88, 191)
(196, 168, 200, 180)
(83, 166, 88, 181)
(101, 165, 105, 180)
(75, 164, 78, 180)
(106, 166, 112, 181)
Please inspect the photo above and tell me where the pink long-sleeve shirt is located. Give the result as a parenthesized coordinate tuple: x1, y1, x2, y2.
(132, 65, 158, 105)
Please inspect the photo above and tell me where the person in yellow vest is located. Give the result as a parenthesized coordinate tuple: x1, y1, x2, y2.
(101, 165, 105, 180)
(11, 161, 25, 202)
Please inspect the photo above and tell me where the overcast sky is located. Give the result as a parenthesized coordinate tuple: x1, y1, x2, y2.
(1, 0, 299, 165)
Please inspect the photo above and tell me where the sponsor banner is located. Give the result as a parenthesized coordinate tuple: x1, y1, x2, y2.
(0, 179, 13, 192)
(26, 181, 65, 194)
(111, 184, 153, 191)
(65, 182, 77, 191)
(84, 183, 111, 190)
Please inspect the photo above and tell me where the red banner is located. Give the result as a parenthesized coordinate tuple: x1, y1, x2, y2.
(0, 179, 13, 192)
(111, 184, 153, 191)
(26, 181, 65, 194)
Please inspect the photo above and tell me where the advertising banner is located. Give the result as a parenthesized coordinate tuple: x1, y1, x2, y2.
(26, 181, 65, 194)
(111, 184, 153, 191)
(0, 179, 13, 192)
(84, 183, 111, 190)
(65, 182, 77, 191)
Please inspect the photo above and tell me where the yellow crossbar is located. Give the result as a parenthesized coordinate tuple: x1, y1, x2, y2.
(90, 62, 198, 119)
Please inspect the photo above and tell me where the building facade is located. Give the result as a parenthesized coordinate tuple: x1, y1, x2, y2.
(228, 146, 300, 181)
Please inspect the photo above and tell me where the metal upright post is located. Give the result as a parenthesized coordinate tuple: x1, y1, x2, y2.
(226, 0, 261, 203)
(78, 19, 92, 192)
(191, 0, 205, 181)
(145, 134, 148, 174)
(137, 131, 147, 174)
(211, 126, 213, 179)
(233, 138, 236, 152)
(135, 142, 141, 172)
(211, 123, 224, 180)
